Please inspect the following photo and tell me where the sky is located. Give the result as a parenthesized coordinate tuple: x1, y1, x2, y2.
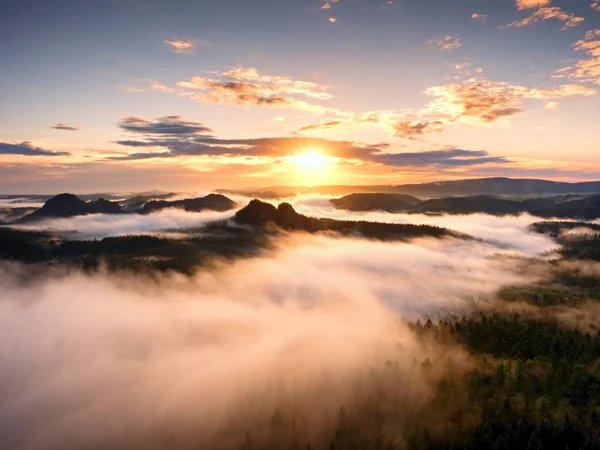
(0, 0, 599, 193)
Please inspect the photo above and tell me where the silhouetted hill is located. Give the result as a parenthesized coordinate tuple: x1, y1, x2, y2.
(19, 194, 125, 222)
(139, 194, 237, 214)
(234, 200, 465, 240)
(411, 196, 527, 215)
(121, 193, 178, 209)
(330, 193, 600, 219)
(331, 193, 421, 212)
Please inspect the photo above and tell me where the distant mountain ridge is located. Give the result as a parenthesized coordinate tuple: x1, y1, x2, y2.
(332, 193, 600, 219)
(17, 193, 237, 223)
(218, 177, 600, 199)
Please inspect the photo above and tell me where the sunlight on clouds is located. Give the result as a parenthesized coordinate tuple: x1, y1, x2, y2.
(427, 36, 462, 51)
(288, 150, 330, 169)
(164, 39, 196, 53)
(516, 0, 551, 10)
(508, 7, 584, 31)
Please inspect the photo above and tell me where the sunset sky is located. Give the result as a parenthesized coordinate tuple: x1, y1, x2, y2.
(1, 0, 599, 193)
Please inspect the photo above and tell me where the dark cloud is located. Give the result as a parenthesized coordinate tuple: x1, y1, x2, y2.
(112, 132, 509, 168)
(119, 116, 213, 135)
(294, 120, 345, 134)
(52, 123, 79, 131)
(374, 149, 509, 167)
(0, 141, 70, 157)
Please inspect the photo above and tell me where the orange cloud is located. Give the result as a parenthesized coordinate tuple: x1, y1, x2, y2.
(516, 0, 551, 10)
(420, 78, 594, 126)
(428, 36, 462, 51)
(393, 121, 444, 139)
(164, 39, 196, 53)
(163, 68, 351, 116)
(508, 7, 584, 30)
(555, 29, 600, 85)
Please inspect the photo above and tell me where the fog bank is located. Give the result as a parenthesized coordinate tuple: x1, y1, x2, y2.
(0, 234, 540, 449)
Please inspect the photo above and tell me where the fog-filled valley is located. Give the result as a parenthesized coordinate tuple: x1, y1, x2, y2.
(1, 183, 600, 450)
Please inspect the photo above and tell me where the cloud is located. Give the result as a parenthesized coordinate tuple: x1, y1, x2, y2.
(118, 116, 213, 135)
(471, 13, 488, 22)
(428, 36, 462, 51)
(17, 208, 236, 239)
(0, 141, 70, 157)
(454, 63, 483, 76)
(271, 73, 594, 140)
(592, 1, 600, 12)
(320, 0, 338, 9)
(167, 67, 343, 115)
(0, 230, 539, 449)
(294, 120, 345, 134)
(329, 17, 337, 24)
(555, 29, 600, 85)
(371, 148, 510, 167)
(508, 7, 584, 31)
(113, 130, 508, 169)
(164, 38, 197, 53)
(393, 120, 444, 139)
(422, 78, 595, 125)
(545, 101, 559, 110)
(516, 0, 551, 10)
(52, 123, 78, 131)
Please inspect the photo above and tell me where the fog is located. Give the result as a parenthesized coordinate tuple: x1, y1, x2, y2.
(239, 193, 561, 255)
(15, 208, 237, 239)
(0, 198, 45, 208)
(0, 233, 541, 450)
(5, 193, 560, 257)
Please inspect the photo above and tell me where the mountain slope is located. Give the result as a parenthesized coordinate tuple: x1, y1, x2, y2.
(331, 193, 421, 212)
(234, 200, 467, 240)
(19, 194, 124, 222)
(139, 194, 237, 214)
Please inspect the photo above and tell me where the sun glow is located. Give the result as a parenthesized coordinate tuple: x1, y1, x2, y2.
(288, 150, 329, 169)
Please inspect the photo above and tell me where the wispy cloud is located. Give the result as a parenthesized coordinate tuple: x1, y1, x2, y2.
(554, 29, 600, 85)
(294, 120, 345, 134)
(592, 1, 600, 12)
(320, 0, 339, 9)
(471, 13, 488, 22)
(508, 7, 584, 31)
(0, 141, 70, 157)
(51, 123, 78, 131)
(161, 67, 347, 115)
(118, 116, 213, 135)
(164, 38, 203, 53)
(428, 36, 462, 51)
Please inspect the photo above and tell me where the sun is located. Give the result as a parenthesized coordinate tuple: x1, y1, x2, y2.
(288, 150, 328, 169)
